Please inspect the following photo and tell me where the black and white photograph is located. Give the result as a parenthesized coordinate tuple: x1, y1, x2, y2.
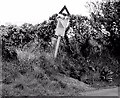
(0, 0, 119, 97)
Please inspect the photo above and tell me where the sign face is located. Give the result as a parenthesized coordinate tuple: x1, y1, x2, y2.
(55, 18, 69, 36)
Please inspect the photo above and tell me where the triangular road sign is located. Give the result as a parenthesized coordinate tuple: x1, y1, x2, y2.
(59, 5, 70, 16)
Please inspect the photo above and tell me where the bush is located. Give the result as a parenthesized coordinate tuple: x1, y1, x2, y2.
(1, 11, 120, 88)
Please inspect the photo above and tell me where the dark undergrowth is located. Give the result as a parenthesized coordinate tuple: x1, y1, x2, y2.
(1, 41, 119, 96)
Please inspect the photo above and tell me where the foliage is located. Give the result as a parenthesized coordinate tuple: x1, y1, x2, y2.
(87, 0, 120, 80)
(88, 0, 120, 57)
(1, 14, 58, 61)
(1, 2, 120, 87)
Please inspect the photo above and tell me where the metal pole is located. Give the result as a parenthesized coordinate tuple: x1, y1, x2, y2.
(54, 36, 61, 58)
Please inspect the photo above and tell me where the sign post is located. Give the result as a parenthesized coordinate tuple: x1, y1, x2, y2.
(54, 5, 70, 58)
(54, 36, 61, 58)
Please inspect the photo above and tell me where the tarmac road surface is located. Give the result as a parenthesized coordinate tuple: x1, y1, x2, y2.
(82, 87, 119, 96)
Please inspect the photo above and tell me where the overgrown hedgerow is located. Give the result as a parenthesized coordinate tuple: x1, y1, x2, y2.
(1, 0, 120, 90)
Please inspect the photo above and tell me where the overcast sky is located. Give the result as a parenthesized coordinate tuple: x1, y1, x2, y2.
(0, 0, 100, 26)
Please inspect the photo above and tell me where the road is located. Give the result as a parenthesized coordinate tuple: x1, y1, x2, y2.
(81, 87, 119, 96)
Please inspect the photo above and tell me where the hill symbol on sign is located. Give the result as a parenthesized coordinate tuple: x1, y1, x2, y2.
(59, 5, 70, 16)
(58, 20, 64, 29)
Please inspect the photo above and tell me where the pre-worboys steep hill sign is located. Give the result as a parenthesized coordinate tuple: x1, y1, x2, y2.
(54, 6, 71, 58)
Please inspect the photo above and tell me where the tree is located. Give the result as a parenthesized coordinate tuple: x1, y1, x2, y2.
(88, 0, 120, 57)
(87, 0, 120, 81)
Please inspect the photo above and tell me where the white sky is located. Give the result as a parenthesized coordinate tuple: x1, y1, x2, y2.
(0, 0, 100, 26)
